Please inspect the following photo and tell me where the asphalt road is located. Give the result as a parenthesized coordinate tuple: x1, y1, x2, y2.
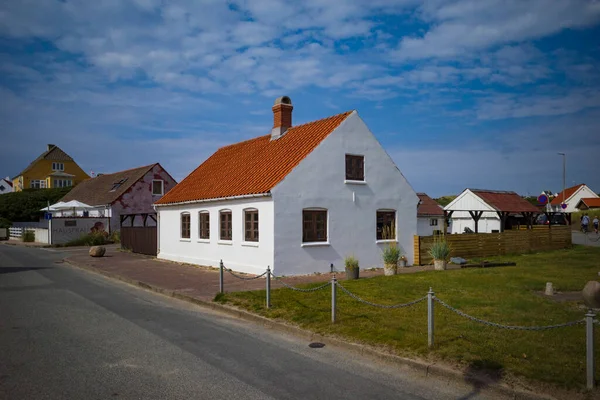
(0, 244, 503, 400)
(572, 231, 600, 247)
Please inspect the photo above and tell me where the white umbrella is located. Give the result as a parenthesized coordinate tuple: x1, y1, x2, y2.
(55, 200, 93, 209)
(40, 201, 67, 211)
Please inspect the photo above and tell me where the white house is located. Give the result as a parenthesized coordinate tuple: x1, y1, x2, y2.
(444, 189, 539, 234)
(416, 193, 445, 236)
(550, 184, 598, 213)
(155, 96, 419, 275)
(0, 176, 13, 194)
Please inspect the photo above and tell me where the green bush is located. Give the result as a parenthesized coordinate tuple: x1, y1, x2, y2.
(22, 230, 35, 242)
(0, 187, 72, 223)
(344, 255, 359, 270)
(65, 231, 111, 247)
(382, 245, 401, 264)
(428, 235, 451, 261)
(0, 217, 11, 229)
(109, 230, 120, 243)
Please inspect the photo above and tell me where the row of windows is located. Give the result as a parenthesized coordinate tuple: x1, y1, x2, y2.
(54, 179, 72, 188)
(30, 180, 46, 189)
(179, 209, 397, 243)
(180, 209, 258, 242)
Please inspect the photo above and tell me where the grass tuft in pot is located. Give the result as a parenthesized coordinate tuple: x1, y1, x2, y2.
(344, 255, 360, 280)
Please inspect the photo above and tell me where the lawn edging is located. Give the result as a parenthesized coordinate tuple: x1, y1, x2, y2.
(58, 256, 568, 400)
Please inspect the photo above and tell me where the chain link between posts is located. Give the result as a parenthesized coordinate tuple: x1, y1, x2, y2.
(225, 268, 268, 281)
(271, 274, 331, 292)
(434, 297, 585, 331)
(335, 281, 428, 309)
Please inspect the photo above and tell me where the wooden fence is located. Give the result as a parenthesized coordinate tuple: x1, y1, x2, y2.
(121, 226, 157, 256)
(414, 226, 571, 265)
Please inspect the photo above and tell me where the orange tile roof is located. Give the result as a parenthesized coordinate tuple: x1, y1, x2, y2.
(578, 198, 600, 208)
(156, 111, 353, 205)
(550, 184, 585, 205)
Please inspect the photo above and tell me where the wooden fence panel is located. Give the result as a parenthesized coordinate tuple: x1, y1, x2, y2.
(121, 227, 157, 256)
(415, 226, 571, 265)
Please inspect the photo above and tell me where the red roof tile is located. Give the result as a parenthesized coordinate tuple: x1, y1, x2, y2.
(417, 193, 444, 216)
(578, 198, 600, 208)
(550, 184, 585, 205)
(470, 189, 539, 213)
(156, 111, 353, 205)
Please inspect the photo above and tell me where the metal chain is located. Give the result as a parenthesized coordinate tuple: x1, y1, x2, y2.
(271, 275, 331, 292)
(225, 268, 268, 281)
(434, 297, 585, 330)
(335, 282, 427, 309)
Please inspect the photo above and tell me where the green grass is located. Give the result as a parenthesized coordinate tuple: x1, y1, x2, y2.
(220, 246, 600, 389)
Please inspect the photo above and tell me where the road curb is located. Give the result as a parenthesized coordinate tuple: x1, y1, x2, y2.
(62, 258, 561, 400)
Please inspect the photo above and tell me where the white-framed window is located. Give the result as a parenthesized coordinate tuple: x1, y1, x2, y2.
(30, 180, 46, 189)
(180, 212, 191, 239)
(152, 180, 164, 196)
(53, 179, 72, 188)
(244, 208, 259, 242)
(345, 154, 365, 181)
(199, 211, 210, 239)
(302, 208, 328, 243)
(52, 162, 64, 171)
(430, 218, 438, 226)
(220, 209, 232, 241)
(376, 209, 396, 240)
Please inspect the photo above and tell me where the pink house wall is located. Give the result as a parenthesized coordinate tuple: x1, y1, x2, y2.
(110, 164, 176, 231)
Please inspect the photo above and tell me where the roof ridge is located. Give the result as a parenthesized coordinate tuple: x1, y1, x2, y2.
(96, 163, 156, 178)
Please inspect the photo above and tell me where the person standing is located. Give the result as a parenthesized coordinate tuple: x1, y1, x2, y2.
(594, 215, 599, 234)
(582, 213, 590, 233)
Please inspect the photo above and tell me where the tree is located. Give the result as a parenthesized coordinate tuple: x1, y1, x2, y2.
(435, 195, 457, 207)
(0, 187, 72, 223)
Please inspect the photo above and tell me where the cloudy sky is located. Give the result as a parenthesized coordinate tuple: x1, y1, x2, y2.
(1, 0, 599, 197)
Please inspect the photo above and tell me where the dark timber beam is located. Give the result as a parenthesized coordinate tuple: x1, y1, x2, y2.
(468, 210, 484, 233)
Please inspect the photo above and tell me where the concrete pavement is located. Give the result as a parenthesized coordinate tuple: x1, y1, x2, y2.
(572, 231, 600, 247)
(0, 244, 507, 400)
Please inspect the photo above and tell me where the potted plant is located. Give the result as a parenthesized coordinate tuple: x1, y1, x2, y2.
(399, 255, 408, 268)
(428, 235, 451, 270)
(382, 244, 400, 276)
(344, 255, 360, 280)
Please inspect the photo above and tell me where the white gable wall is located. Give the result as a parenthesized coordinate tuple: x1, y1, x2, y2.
(444, 190, 500, 234)
(552, 185, 599, 213)
(0, 178, 13, 194)
(417, 216, 445, 236)
(157, 196, 274, 274)
(271, 112, 418, 275)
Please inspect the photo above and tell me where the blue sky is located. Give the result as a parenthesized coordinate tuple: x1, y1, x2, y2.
(1, 0, 599, 197)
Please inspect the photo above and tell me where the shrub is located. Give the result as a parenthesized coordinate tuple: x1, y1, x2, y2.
(344, 255, 359, 270)
(0, 217, 11, 229)
(428, 235, 451, 261)
(22, 230, 35, 242)
(382, 245, 401, 265)
(109, 230, 120, 243)
(65, 231, 111, 247)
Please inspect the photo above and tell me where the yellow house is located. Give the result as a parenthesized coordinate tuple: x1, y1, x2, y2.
(12, 144, 90, 191)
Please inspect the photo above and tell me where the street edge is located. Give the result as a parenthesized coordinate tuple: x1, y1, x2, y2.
(61, 257, 560, 400)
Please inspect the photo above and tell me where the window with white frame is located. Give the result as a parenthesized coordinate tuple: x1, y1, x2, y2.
(345, 154, 365, 181)
(53, 179, 72, 188)
(199, 211, 210, 239)
(52, 162, 64, 171)
(376, 210, 396, 240)
(220, 210, 232, 240)
(180, 213, 191, 239)
(430, 218, 438, 226)
(30, 180, 46, 189)
(152, 180, 164, 196)
(244, 209, 259, 242)
(302, 209, 328, 242)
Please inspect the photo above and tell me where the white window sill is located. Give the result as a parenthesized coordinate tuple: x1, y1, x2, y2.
(241, 241, 259, 247)
(301, 242, 330, 247)
(218, 240, 233, 245)
(180, 238, 191, 242)
(197, 239, 210, 244)
(344, 180, 367, 185)
(376, 239, 397, 244)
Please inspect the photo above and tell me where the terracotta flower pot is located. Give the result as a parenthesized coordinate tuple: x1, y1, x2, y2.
(384, 263, 397, 276)
(434, 259, 447, 271)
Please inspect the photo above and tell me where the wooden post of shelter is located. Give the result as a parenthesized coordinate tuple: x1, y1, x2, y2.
(468, 211, 484, 233)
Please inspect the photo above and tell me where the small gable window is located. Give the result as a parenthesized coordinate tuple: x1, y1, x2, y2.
(152, 180, 164, 196)
(220, 210, 232, 241)
(430, 219, 438, 226)
(345, 154, 364, 181)
(244, 209, 259, 242)
(180, 213, 191, 239)
(302, 209, 327, 243)
(199, 211, 210, 240)
(376, 210, 396, 240)
(52, 162, 64, 171)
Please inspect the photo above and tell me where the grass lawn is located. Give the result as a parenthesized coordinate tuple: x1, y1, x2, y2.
(218, 246, 600, 390)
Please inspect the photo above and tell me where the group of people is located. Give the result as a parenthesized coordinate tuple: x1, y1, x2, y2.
(581, 213, 599, 234)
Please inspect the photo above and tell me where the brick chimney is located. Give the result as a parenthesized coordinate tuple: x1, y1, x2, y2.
(271, 96, 293, 140)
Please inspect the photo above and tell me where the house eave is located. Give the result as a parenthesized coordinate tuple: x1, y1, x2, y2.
(154, 192, 272, 207)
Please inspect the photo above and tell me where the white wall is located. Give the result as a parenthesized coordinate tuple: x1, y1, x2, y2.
(417, 217, 445, 236)
(0, 178, 13, 194)
(448, 217, 501, 234)
(157, 197, 274, 274)
(444, 190, 502, 234)
(271, 111, 419, 275)
(552, 185, 599, 213)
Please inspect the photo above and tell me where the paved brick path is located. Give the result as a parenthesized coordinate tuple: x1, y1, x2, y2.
(63, 247, 444, 302)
